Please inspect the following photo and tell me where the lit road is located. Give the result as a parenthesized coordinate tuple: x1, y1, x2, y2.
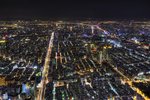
(37, 32, 55, 100)
(108, 81, 119, 97)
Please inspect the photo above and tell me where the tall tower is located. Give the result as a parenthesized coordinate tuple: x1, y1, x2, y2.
(91, 26, 94, 34)
(52, 82, 56, 100)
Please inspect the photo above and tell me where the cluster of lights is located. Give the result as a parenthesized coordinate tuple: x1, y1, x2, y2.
(103, 45, 112, 49)
(0, 40, 6, 43)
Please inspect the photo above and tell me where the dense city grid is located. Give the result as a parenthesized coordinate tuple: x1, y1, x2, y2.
(0, 21, 150, 100)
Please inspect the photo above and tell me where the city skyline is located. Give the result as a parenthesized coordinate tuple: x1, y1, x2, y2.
(0, 0, 150, 99)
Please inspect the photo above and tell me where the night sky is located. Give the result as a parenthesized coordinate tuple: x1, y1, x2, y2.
(0, 0, 150, 20)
